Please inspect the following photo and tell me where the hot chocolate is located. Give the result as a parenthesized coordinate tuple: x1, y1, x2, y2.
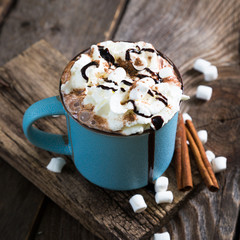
(60, 41, 183, 135)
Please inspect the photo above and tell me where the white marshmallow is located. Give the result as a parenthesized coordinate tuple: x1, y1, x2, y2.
(132, 56, 148, 71)
(154, 176, 169, 192)
(196, 85, 212, 101)
(129, 82, 149, 100)
(46, 157, 66, 173)
(193, 58, 211, 73)
(121, 125, 144, 135)
(211, 157, 227, 173)
(110, 94, 133, 114)
(159, 67, 173, 78)
(155, 191, 173, 204)
(182, 113, 192, 123)
(153, 232, 171, 240)
(181, 94, 190, 101)
(206, 150, 215, 163)
(108, 67, 126, 84)
(129, 194, 147, 213)
(203, 65, 218, 81)
(197, 130, 208, 144)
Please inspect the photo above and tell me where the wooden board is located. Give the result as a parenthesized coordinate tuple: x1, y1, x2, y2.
(0, 40, 202, 240)
(114, 0, 240, 239)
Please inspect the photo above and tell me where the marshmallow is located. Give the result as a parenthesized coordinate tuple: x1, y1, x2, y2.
(132, 55, 148, 71)
(211, 157, 227, 173)
(203, 65, 218, 81)
(110, 94, 133, 114)
(155, 191, 173, 204)
(181, 94, 190, 101)
(159, 67, 174, 78)
(193, 58, 211, 73)
(129, 82, 149, 100)
(46, 157, 66, 173)
(129, 194, 147, 213)
(154, 176, 169, 192)
(206, 150, 215, 163)
(197, 130, 208, 144)
(153, 232, 171, 240)
(196, 85, 212, 101)
(108, 67, 126, 84)
(182, 113, 192, 123)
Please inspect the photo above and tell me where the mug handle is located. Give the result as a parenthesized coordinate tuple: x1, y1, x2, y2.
(22, 96, 71, 155)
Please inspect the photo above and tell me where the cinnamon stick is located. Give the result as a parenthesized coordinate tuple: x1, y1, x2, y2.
(185, 120, 219, 191)
(174, 114, 193, 191)
(174, 114, 183, 190)
(180, 116, 193, 191)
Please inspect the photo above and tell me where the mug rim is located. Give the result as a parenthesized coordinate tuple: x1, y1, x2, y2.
(59, 41, 183, 137)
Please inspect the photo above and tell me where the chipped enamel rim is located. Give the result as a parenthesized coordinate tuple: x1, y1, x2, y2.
(59, 41, 183, 137)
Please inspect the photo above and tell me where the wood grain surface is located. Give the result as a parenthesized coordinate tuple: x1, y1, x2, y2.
(114, 0, 240, 239)
(0, 0, 126, 65)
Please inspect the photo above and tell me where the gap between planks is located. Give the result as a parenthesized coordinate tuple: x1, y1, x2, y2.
(104, 0, 130, 40)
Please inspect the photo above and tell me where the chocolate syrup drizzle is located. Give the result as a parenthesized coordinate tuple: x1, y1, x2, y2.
(98, 46, 115, 65)
(148, 132, 155, 182)
(151, 116, 164, 130)
(121, 80, 133, 86)
(152, 90, 168, 106)
(81, 61, 99, 81)
(97, 85, 117, 92)
(125, 48, 156, 61)
(147, 115, 163, 183)
(145, 68, 162, 83)
(147, 89, 154, 97)
(137, 74, 150, 79)
(127, 100, 153, 118)
(104, 79, 118, 86)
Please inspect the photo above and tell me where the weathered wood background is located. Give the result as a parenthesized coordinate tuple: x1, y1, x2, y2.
(0, 0, 239, 239)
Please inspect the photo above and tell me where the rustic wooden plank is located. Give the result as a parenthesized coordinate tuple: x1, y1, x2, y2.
(114, 0, 240, 239)
(0, 0, 123, 66)
(0, 40, 196, 240)
(0, 158, 45, 240)
(32, 198, 100, 240)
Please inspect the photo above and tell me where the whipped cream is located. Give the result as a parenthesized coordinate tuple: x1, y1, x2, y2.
(61, 41, 183, 135)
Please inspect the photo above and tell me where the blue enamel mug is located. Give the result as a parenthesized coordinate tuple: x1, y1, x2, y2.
(22, 50, 181, 191)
